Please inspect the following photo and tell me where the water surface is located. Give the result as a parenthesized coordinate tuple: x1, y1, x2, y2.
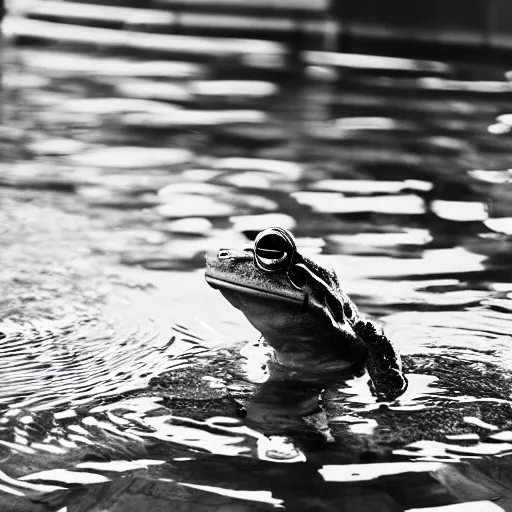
(1, 28, 512, 511)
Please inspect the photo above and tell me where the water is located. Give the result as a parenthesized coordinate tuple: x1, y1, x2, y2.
(1, 30, 512, 511)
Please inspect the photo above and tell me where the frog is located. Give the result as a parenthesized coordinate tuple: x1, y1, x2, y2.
(205, 227, 408, 404)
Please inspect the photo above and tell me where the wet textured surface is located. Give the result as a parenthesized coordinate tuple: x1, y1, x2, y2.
(1, 29, 512, 511)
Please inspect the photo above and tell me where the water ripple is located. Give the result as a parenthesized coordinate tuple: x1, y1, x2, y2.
(2, 23, 512, 511)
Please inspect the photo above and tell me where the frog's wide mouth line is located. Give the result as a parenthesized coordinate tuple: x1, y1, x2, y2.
(205, 273, 306, 306)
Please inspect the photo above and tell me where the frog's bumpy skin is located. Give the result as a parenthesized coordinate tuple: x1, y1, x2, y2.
(353, 317, 408, 402)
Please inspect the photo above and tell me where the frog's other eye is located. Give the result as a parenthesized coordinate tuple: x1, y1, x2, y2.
(288, 265, 308, 289)
(254, 227, 296, 273)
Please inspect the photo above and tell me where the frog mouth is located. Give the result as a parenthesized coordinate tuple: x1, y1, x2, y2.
(205, 273, 307, 307)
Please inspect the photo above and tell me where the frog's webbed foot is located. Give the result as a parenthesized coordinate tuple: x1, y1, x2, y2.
(352, 317, 408, 402)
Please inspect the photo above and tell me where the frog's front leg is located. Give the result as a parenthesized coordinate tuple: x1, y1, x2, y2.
(352, 316, 408, 402)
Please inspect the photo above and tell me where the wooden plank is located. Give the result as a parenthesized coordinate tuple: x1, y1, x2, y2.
(3, 17, 286, 58)
(22, 1, 329, 36)
(303, 51, 451, 74)
(153, 0, 329, 13)
(27, 1, 175, 26)
(180, 12, 294, 32)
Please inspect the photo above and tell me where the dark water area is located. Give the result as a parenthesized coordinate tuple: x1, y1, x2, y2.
(1, 29, 512, 512)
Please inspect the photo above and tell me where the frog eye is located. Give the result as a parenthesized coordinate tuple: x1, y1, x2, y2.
(254, 227, 296, 273)
(288, 265, 308, 289)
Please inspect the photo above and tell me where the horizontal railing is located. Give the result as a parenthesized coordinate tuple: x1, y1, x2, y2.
(3, 0, 335, 58)
(4, 0, 512, 57)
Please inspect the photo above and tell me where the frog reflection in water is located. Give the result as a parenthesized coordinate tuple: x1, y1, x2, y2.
(205, 228, 407, 450)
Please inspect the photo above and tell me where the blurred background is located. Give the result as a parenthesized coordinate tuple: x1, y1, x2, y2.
(1, 1, 512, 511)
